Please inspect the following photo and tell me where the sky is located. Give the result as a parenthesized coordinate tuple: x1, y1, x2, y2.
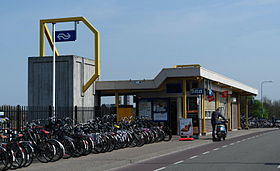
(0, 0, 279, 105)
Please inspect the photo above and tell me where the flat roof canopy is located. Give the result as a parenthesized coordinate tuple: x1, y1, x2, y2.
(96, 65, 258, 96)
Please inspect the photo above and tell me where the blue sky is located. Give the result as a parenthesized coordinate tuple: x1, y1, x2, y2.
(0, 0, 279, 105)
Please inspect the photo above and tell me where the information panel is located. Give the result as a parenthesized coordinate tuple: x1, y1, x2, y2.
(180, 118, 193, 137)
(153, 100, 168, 121)
(138, 100, 152, 120)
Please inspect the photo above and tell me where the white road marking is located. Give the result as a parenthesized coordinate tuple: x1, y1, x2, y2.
(202, 151, 210, 155)
(236, 141, 241, 143)
(154, 167, 166, 171)
(189, 155, 198, 159)
(213, 148, 220, 151)
(173, 160, 184, 165)
(277, 165, 280, 169)
(241, 139, 246, 141)
(222, 145, 228, 148)
(230, 143, 235, 145)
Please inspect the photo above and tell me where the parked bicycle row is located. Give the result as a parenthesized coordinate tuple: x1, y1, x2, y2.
(241, 115, 279, 129)
(0, 115, 172, 170)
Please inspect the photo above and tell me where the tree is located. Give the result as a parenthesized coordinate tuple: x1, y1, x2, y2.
(250, 99, 263, 118)
(263, 97, 280, 119)
(240, 96, 267, 118)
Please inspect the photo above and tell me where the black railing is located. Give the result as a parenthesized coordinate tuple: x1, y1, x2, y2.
(0, 105, 116, 131)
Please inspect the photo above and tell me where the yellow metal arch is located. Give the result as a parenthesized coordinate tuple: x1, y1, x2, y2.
(39, 16, 100, 93)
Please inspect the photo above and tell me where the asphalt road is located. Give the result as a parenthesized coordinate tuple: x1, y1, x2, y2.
(119, 129, 280, 171)
(17, 128, 278, 171)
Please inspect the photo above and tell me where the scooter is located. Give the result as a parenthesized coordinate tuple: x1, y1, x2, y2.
(215, 120, 227, 141)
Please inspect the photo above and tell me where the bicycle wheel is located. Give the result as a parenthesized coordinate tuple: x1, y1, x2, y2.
(36, 142, 55, 163)
(73, 138, 86, 157)
(48, 139, 65, 162)
(93, 137, 104, 154)
(20, 142, 34, 167)
(129, 132, 140, 147)
(83, 137, 94, 155)
(10, 146, 25, 169)
(0, 147, 9, 171)
(60, 138, 75, 159)
(163, 127, 172, 141)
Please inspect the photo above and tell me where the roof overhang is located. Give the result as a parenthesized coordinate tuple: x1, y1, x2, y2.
(96, 65, 258, 96)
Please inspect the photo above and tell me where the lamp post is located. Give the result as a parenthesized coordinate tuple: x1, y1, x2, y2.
(52, 23, 56, 119)
(260, 80, 272, 118)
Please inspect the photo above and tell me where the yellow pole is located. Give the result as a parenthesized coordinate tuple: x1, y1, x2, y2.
(201, 94, 206, 134)
(182, 80, 187, 119)
(44, 24, 60, 56)
(227, 95, 232, 131)
(39, 17, 100, 93)
(237, 94, 241, 129)
(245, 96, 249, 129)
(215, 92, 220, 109)
(40, 22, 45, 56)
(82, 30, 100, 92)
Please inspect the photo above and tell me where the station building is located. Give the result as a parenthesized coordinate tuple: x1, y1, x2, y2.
(30, 17, 257, 135)
(95, 65, 258, 135)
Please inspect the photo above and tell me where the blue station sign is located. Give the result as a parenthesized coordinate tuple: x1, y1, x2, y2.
(190, 88, 204, 95)
(55, 30, 76, 42)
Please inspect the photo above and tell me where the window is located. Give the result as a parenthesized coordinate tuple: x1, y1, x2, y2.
(205, 93, 215, 119)
(138, 100, 152, 120)
(205, 111, 213, 119)
(188, 97, 198, 111)
(192, 81, 198, 88)
(166, 83, 182, 93)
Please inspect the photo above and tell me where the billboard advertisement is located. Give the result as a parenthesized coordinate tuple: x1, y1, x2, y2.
(138, 100, 152, 120)
(153, 100, 168, 121)
(180, 118, 193, 137)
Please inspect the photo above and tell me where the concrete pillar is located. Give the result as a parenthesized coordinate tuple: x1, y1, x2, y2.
(237, 94, 241, 130)
(245, 96, 249, 129)
(182, 79, 187, 118)
(177, 97, 182, 135)
(94, 91, 101, 107)
(227, 95, 232, 131)
(124, 95, 130, 105)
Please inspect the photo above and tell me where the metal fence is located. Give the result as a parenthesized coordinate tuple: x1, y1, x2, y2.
(0, 105, 116, 131)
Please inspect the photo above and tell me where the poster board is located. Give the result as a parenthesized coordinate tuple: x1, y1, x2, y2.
(153, 100, 168, 121)
(117, 107, 134, 122)
(138, 100, 152, 120)
(180, 118, 193, 137)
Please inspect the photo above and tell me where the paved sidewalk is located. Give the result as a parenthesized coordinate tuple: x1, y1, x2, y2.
(18, 128, 279, 171)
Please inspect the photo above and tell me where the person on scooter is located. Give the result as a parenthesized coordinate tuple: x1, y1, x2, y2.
(211, 107, 227, 141)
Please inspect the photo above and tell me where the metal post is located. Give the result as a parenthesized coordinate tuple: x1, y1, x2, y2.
(16, 105, 20, 132)
(49, 105, 53, 118)
(260, 81, 272, 118)
(75, 106, 78, 124)
(52, 23, 56, 119)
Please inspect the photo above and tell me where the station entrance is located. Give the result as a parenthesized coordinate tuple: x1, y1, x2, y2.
(95, 65, 257, 135)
